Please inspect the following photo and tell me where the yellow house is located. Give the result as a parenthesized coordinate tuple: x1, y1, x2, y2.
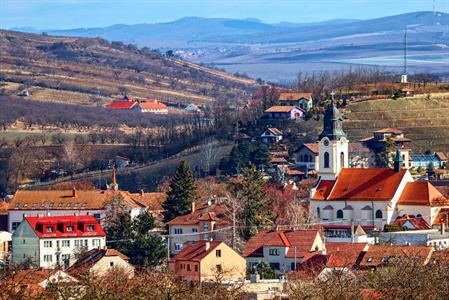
(169, 240, 246, 283)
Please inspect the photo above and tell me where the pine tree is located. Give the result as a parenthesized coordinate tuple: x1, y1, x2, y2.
(163, 160, 199, 223)
(234, 166, 272, 239)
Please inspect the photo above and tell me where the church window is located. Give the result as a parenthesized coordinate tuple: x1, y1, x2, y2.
(340, 152, 345, 167)
(324, 152, 330, 168)
(336, 210, 343, 219)
(375, 210, 383, 219)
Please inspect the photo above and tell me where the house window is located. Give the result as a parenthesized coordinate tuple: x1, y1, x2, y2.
(269, 248, 279, 256)
(187, 264, 191, 271)
(216, 249, 221, 257)
(192, 228, 198, 233)
(44, 241, 52, 248)
(93, 213, 101, 221)
(62, 240, 70, 247)
(66, 226, 74, 232)
(195, 265, 198, 272)
(12, 222, 21, 231)
(87, 225, 95, 231)
(317, 207, 320, 218)
(291, 262, 297, 271)
(174, 243, 182, 251)
(216, 264, 222, 272)
(174, 228, 183, 235)
(43, 255, 53, 262)
(324, 152, 330, 168)
(340, 152, 345, 167)
(336, 210, 343, 219)
(92, 239, 101, 246)
(375, 210, 383, 219)
(46, 226, 53, 233)
(61, 254, 70, 261)
(110, 262, 114, 267)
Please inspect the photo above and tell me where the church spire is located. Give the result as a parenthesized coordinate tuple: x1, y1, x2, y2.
(319, 91, 346, 140)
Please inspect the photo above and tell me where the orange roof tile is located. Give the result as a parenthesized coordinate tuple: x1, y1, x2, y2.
(265, 106, 300, 113)
(243, 229, 321, 258)
(312, 180, 336, 201)
(171, 240, 221, 262)
(326, 242, 368, 268)
(138, 100, 167, 110)
(359, 245, 433, 268)
(432, 208, 449, 225)
(313, 168, 407, 201)
(127, 192, 167, 211)
(167, 203, 230, 226)
(393, 215, 431, 229)
(298, 143, 319, 154)
(278, 92, 312, 101)
(271, 157, 288, 164)
(398, 182, 449, 206)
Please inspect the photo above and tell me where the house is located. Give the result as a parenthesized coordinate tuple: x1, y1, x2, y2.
(135, 99, 168, 114)
(310, 103, 449, 229)
(260, 128, 283, 144)
(270, 157, 289, 167)
(359, 128, 412, 168)
(358, 245, 433, 270)
(12, 215, 106, 269)
(278, 92, 313, 111)
(7, 172, 166, 232)
(105, 101, 138, 110)
(402, 88, 415, 97)
(167, 201, 230, 255)
(264, 106, 305, 120)
(325, 242, 369, 269)
(0, 231, 12, 262)
(67, 248, 134, 278)
(322, 225, 375, 244)
(169, 240, 246, 283)
(185, 103, 202, 113)
(4, 269, 78, 298)
(380, 228, 449, 250)
(243, 229, 325, 274)
(411, 152, 447, 169)
(295, 142, 373, 171)
(115, 155, 130, 168)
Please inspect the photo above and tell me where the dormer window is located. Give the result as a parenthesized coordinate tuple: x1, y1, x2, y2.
(269, 248, 279, 256)
(66, 203, 71, 208)
(15, 203, 19, 208)
(32, 203, 37, 208)
(23, 203, 28, 208)
(82, 203, 87, 208)
(66, 225, 74, 232)
(87, 225, 95, 231)
(41, 203, 46, 208)
(367, 257, 373, 262)
(46, 226, 54, 233)
(58, 203, 62, 208)
(74, 202, 79, 207)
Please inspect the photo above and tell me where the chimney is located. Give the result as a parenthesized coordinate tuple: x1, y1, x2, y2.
(191, 202, 196, 213)
(72, 187, 77, 197)
(441, 222, 446, 235)
(139, 190, 144, 196)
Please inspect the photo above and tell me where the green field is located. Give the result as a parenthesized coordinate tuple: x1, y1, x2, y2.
(344, 94, 449, 152)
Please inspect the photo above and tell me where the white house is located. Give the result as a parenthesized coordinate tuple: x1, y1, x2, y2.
(309, 103, 449, 229)
(0, 231, 12, 262)
(243, 229, 325, 274)
(264, 106, 305, 120)
(261, 128, 283, 144)
(185, 103, 202, 113)
(134, 99, 168, 114)
(278, 92, 313, 111)
(12, 215, 106, 269)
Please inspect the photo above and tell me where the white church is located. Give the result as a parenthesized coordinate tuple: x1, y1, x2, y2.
(310, 103, 449, 229)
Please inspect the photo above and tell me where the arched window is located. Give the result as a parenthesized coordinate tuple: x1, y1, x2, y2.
(309, 155, 313, 162)
(336, 209, 343, 219)
(324, 152, 330, 168)
(340, 151, 345, 167)
(375, 209, 383, 219)
(299, 155, 303, 162)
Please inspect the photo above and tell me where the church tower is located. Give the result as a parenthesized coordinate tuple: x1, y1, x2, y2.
(318, 96, 348, 180)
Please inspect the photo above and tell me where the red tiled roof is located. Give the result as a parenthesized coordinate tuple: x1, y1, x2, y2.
(326, 242, 368, 268)
(393, 215, 431, 230)
(312, 168, 407, 201)
(359, 245, 433, 268)
(265, 106, 300, 113)
(373, 128, 403, 134)
(301, 143, 319, 154)
(271, 157, 288, 164)
(432, 208, 449, 225)
(167, 203, 230, 226)
(243, 229, 321, 258)
(138, 100, 167, 110)
(67, 248, 129, 276)
(312, 180, 335, 200)
(171, 240, 221, 262)
(25, 215, 105, 239)
(105, 101, 137, 109)
(397, 182, 449, 206)
(435, 152, 448, 161)
(278, 92, 312, 101)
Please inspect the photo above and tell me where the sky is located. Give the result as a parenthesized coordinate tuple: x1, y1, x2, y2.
(1, 0, 448, 29)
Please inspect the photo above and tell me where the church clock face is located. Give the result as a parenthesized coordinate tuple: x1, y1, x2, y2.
(323, 139, 329, 146)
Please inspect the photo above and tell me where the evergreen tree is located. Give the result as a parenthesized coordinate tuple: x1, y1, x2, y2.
(163, 160, 199, 223)
(106, 211, 166, 267)
(234, 166, 272, 239)
(252, 142, 271, 168)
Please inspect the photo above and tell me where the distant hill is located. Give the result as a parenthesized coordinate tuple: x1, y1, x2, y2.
(0, 30, 254, 107)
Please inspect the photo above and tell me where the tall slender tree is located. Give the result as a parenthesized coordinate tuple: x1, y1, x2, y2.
(163, 160, 199, 223)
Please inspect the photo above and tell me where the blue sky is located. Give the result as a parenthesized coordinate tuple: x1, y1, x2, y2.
(1, 0, 448, 29)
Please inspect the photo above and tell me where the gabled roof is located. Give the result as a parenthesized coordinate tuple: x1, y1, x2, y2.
(138, 100, 167, 110)
(243, 229, 321, 258)
(278, 92, 312, 101)
(171, 240, 221, 262)
(397, 182, 449, 206)
(312, 168, 407, 201)
(67, 248, 129, 276)
(297, 143, 319, 154)
(24, 215, 105, 239)
(373, 128, 403, 134)
(264, 127, 283, 136)
(271, 157, 289, 164)
(265, 106, 301, 113)
(393, 215, 431, 230)
(433, 208, 449, 225)
(326, 242, 368, 268)
(359, 245, 433, 267)
(167, 202, 230, 226)
(411, 154, 444, 162)
(105, 101, 137, 109)
(435, 152, 448, 161)
(127, 192, 166, 211)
